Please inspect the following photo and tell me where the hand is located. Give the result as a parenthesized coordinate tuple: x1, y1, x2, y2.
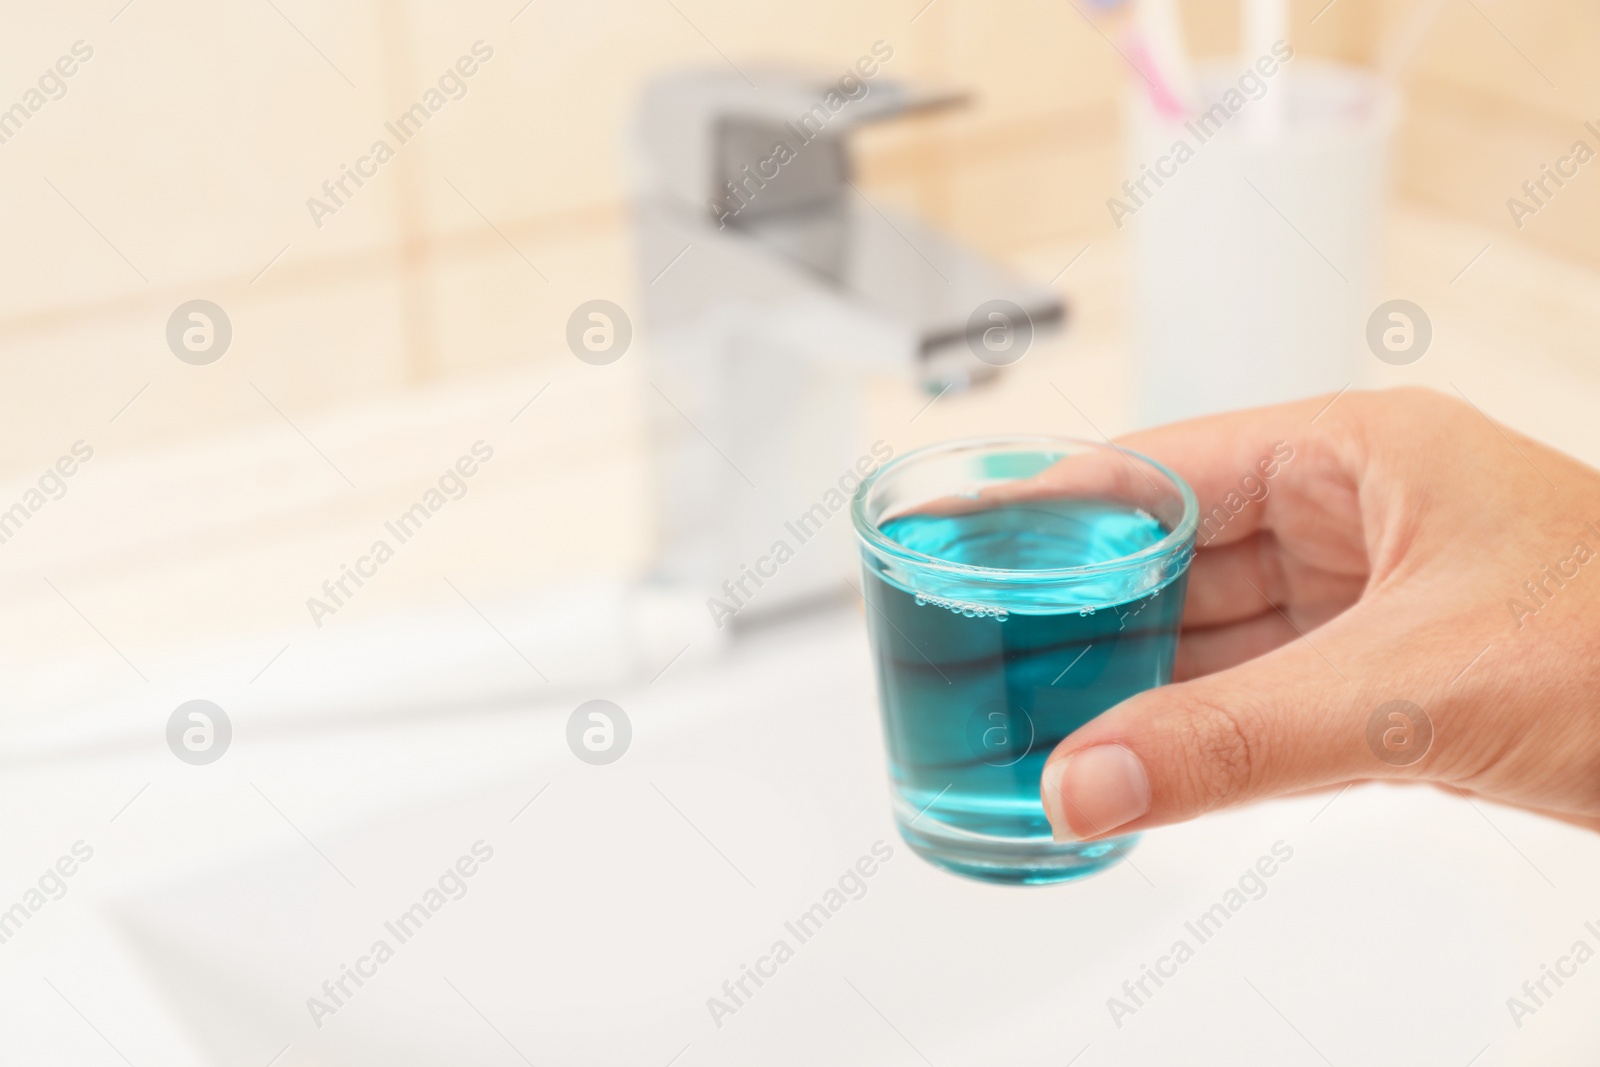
(1038, 387, 1600, 841)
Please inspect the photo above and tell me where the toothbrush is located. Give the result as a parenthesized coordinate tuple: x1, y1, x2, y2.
(1135, 0, 1199, 118)
(1242, 0, 1287, 137)
(1084, 0, 1197, 119)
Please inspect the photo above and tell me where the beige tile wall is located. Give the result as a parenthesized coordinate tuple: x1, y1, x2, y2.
(1395, 0, 1600, 268)
(0, 0, 1589, 480)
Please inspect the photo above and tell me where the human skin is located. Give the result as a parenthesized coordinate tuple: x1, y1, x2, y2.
(1035, 387, 1600, 841)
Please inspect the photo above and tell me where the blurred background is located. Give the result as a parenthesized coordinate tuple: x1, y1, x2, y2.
(4, 0, 1600, 663)
(4, 0, 1600, 1063)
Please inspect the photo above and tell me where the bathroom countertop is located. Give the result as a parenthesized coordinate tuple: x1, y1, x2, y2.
(3, 203, 1599, 693)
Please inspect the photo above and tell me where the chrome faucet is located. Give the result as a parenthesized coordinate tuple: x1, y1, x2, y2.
(631, 67, 1065, 624)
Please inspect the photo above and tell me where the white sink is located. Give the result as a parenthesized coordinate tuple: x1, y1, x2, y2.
(98, 606, 1600, 1066)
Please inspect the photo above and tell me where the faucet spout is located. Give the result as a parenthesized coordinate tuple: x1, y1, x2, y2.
(631, 66, 1066, 622)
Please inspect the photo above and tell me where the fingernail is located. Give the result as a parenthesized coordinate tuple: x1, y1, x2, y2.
(1040, 744, 1150, 841)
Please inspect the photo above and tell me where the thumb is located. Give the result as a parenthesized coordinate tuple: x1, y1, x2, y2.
(1038, 636, 1415, 840)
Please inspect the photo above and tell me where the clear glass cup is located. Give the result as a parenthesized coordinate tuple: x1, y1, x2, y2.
(851, 435, 1197, 885)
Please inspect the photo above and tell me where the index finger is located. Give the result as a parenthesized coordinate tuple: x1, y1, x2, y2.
(1114, 395, 1333, 549)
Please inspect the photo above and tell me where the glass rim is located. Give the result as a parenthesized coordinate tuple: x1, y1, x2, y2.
(850, 434, 1199, 582)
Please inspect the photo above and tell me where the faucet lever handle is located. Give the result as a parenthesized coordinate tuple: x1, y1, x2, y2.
(837, 80, 966, 128)
(633, 68, 966, 214)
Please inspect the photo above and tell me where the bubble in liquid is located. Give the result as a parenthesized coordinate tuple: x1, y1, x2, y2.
(961, 607, 976, 618)
(914, 594, 927, 606)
